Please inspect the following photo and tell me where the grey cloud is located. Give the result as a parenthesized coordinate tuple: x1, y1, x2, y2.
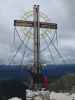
(0, 0, 75, 64)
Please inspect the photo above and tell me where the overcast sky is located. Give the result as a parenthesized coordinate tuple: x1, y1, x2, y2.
(0, 0, 75, 65)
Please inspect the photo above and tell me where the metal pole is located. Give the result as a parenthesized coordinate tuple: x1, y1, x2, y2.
(33, 5, 40, 73)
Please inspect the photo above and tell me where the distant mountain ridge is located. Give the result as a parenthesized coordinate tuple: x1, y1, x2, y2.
(0, 64, 75, 80)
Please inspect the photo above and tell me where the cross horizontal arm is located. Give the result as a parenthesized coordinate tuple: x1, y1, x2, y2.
(14, 20, 33, 27)
(14, 20, 57, 29)
(40, 22, 57, 29)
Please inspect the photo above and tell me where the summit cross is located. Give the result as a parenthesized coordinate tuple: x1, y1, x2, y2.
(14, 5, 57, 73)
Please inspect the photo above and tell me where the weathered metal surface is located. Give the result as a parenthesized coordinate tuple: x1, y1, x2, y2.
(14, 20, 57, 29)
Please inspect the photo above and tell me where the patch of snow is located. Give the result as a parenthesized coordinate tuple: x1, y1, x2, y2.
(50, 92, 75, 100)
(8, 91, 75, 100)
(8, 97, 22, 100)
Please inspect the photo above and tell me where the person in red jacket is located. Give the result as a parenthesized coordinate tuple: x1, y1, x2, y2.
(43, 75, 48, 89)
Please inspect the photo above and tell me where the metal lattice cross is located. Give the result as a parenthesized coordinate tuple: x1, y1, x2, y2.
(14, 5, 57, 73)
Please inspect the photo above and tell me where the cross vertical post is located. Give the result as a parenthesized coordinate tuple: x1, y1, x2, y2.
(33, 5, 40, 73)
